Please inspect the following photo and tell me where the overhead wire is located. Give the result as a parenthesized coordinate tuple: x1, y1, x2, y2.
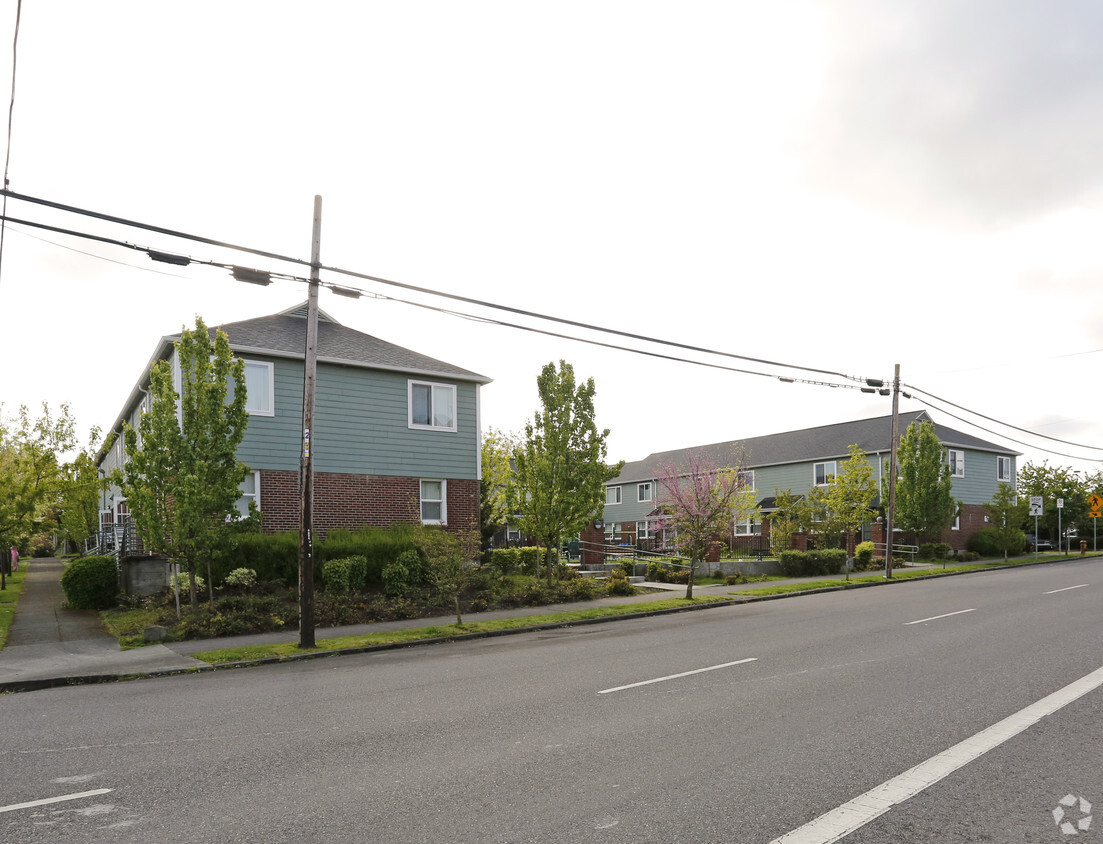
(0, 0, 22, 290)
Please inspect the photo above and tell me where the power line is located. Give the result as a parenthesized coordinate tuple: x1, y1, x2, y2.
(0, 0, 23, 291)
(0, 189, 871, 385)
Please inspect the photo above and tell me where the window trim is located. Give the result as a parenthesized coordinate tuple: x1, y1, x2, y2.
(637, 482, 652, 503)
(813, 461, 837, 487)
(408, 381, 458, 432)
(740, 470, 755, 490)
(242, 359, 275, 417)
(948, 449, 965, 478)
(997, 456, 1012, 482)
(606, 486, 622, 505)
(636, 520, 652, 539)
(420, 478, 447, 525)
(734, 516, 760, 536)
(233, 470, 261, 520)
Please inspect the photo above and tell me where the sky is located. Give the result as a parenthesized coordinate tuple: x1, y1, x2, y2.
(0, 1, 1101, 477)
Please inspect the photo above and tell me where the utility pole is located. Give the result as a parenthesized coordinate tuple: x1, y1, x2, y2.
(299, 195, 322, 649)
(884, 363, 900, 579)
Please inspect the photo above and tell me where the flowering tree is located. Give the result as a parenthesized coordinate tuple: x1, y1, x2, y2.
(651, 451, 757, 599)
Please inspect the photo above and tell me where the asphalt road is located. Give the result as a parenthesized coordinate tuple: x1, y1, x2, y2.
(2, 558, 1100, 843)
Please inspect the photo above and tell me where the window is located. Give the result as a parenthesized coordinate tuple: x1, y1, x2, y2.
(637, 520, 652, 539)
(948, 449, 965, 478)
(243, 361, 274, 416)
(735, 516, 759, 536)
(409, 381, 456, 431)
(637, 482, 652, 503)
(233, 471, 260, 519)
(952, 513, 961, 531)
(814, 462, 836, 486)
(739, 470, 755, 490)
(604, 522, 617, 542)
(997, 456, 1012, 482)
(606, 486, 622, 505)
(420, 479, 447, 524)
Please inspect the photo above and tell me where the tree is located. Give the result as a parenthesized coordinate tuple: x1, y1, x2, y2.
(766, 488, 801, 555)
(508, 361, 623, 585)
(984, 482, 1028, 560)
(118, 317, 250, 609)
(57, 429, 103, 552)
(892, 421, 958, 543)
(480, 427, 518, 557)
(651, 451, 757, 599)
(1017, 461, 1092, 545)
(0, 403, 78, 575)
(824, 444, 878, 550)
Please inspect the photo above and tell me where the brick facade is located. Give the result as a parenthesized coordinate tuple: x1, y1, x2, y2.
(259, 470, 479, 541)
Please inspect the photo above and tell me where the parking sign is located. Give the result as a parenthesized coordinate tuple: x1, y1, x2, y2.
(1029, 496, 1043, 516)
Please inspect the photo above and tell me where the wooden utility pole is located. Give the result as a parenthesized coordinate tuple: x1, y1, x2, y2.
(299, 195, 322, 649)
(884, 363, 900, 579)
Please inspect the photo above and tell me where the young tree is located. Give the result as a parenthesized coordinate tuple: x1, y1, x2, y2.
(892, 421, 958, 543)
(480, 427, 518, 556)
(766, 488, 801, 555)
(0, 403, 78, 574)
(824, 444, 878, 551)
(984, 482, 1029, 560)
(1017, 461, 1091, 544)
(119, 317, 250, 609)
(508, 361, 622, 585)
(651, 451, 757, 599)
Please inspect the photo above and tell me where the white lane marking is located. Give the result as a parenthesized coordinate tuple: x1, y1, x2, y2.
(1044, 584, 1088, 594)
(599, 658, 757, 694)
(0, 789, 113, 814)
(905, 608, 975, 625)
(770, 663, 1103, 843)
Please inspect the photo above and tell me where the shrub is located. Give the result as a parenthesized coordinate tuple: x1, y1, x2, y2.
(228, 531, 299, 586)
(778, 549, 847, 577)
(919, 542, 953, 561)
(61, 556, 119, 609)
(223, 568, 258, 590)
(854, 542, 876, 570)
(489, 548, 521, 576)
(382, 551, 424, 597)
(605, 569, 635, 596)
(321, 555, 369, 595)
(518, 546, 542, 576)
(957, 551, 981, 562)
(175, 595, 292, 639)
(320, 525, 422, 585)
(966, 527, 1013, 558)
(171, 572, 207, 595)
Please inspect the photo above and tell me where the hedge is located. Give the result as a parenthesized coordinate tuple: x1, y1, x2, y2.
(60, 556, 119, 609)
(777, 549, 847, 577)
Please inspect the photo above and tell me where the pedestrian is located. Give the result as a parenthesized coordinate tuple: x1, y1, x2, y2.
(9, 546, 18, 572)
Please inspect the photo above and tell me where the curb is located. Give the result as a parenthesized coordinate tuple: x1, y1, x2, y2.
(2, 555, 1094, 694)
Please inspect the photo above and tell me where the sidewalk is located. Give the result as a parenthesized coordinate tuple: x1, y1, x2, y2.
(0, 558, 207, 689)
(0, 557, 1034, 693)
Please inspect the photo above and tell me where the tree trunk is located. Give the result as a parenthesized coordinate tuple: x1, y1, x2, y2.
(685, 559, 695, 600)
(188, 567, 198, 610)
(206, 556, 214, 605)
(454, 593, 463, 626)
(545, 546, 556, 587)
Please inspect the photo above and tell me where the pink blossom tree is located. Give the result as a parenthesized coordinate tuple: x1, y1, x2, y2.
(651, 450, 758, 599)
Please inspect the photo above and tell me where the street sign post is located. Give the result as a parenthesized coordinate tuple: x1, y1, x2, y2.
(1090, 494, 1103, 552)
(1029, 496, 1043, 557)
(1057, 498, 1064, 554)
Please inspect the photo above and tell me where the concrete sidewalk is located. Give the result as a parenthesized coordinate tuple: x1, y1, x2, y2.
(0, 558, 207, 689)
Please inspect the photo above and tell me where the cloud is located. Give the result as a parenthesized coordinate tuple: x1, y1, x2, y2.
(797, 0, 1103, 231)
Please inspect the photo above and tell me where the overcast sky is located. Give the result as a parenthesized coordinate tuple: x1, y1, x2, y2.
(0, 1, 1101, 477)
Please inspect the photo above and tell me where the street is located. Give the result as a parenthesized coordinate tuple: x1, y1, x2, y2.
(2, 559, 1101, 843)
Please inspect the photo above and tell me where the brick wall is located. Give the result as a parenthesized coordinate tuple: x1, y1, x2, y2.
(259, 470, 479, 541)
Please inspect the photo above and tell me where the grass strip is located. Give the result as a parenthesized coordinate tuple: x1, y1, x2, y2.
(189, 596, 730, 664)
(0, 566, 29, 649)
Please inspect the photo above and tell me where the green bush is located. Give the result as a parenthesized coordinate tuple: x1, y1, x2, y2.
(918, 542, 953, 561)
(605, 569, 635, 596)
(489, 548, 521, 576)
(176, 595, 292, 639)
(171, 572, 207, 595)
(60, 556, 119, 609)
(778, 549, 847, 577)
(320, 525, 420, 585)
(228, 531, 299, 586)
(518, 546, 542, 576)
(854, 542, 876, 570)
(321, 555, 369, 595)
(957, 550, 981, 562)
(382, 550, 424, 597)
(223, 568, 258, 590)
(966, 527, 1025, 558)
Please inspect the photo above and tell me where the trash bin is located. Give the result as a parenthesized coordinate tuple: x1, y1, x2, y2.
(1080, 540, 1087, 555)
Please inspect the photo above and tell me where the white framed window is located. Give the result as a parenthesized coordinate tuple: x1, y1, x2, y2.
(739, 470, 755, 490)
(636, 520, 652, 539)
(242, 360, 274, 416)
(735, 516, 759, 536)
(234, 470, 260, 519)
(606, 486, 622, 505)
(997, 456, 1012, 482)
(409, 381, 457, 431)
(814, 462, 836, 487)
(952, 513, 961, 530)
(506, 526, 520, 543)
(604, 522, 617, 542)
(948, 449, 965, 478)
(637, 482, 652, 503)
(420, 479, 447, 524)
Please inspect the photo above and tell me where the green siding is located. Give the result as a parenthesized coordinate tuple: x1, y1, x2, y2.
(236, 357, 479, 479)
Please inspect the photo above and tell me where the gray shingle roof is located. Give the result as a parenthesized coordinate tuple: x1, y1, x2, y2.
(609, 410, 1018, 484)
(198, 304, 489, 383)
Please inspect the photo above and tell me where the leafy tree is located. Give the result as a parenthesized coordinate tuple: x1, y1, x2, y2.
(766, 488, 801, 555)
(57, 429, 103, 551)
(0, 404, 78, 575)
(1017, 461, 1092, 545)
(794, 485, 830, 542)
(891, 421, 958, 543)
(651, 451, 757, 599)
(984, 482, 1028, 560)
(824, 444, 878, 549)
(414, 528, 473, 625)
(480, 427, 518, 556)
(507, 361, 623, 585)
(118, 317, 250, 609)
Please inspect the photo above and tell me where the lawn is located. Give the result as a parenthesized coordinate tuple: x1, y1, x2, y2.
(0, 565, 29, 649)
